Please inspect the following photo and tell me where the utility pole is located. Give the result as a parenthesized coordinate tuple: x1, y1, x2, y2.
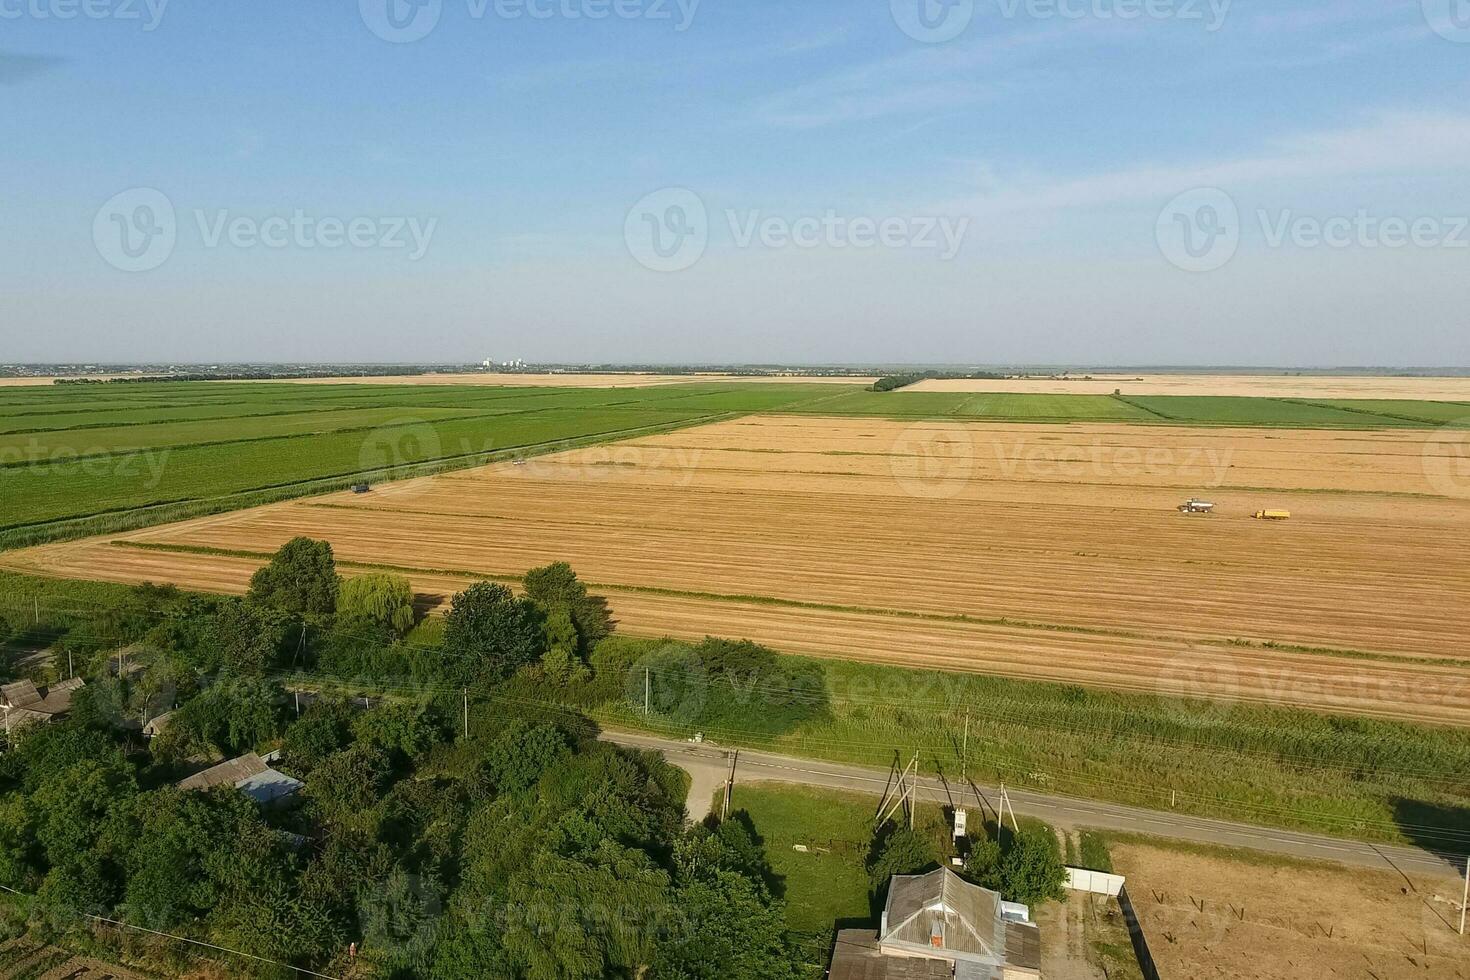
(294, 692, 300, 718)
(962, 711, 970, 775)
(34, 597, 39, 625)
(67, 651, 73, 679)
(644, 667, 651, 716)
(722, 750, 739, 822)
(1460, 855, 1468, 936)
(463, 688, 469, 739)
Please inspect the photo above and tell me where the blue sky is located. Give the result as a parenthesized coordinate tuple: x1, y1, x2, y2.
(3, 0, 1468, 365)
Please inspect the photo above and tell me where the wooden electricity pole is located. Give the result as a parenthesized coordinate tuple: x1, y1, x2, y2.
(1460, 856, 1468, 936)
(962, 711, 970, 776)
(721, 750, 739, 822)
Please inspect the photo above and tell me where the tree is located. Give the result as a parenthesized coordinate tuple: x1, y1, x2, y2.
(966, 827, 1066, 907)
(338, 573, 417, 638)
(280, 699, 356, 775)
(540, 607, 591, 685)
(31, 756, 136, 867)
(441, 582, 546, 684)
(351, 702, 442, 765)
(482, 721, 571, 794)
(866, 824, 937, 890)
(202, 599, 293, 675)
(523, 562, 613, 650)
(0, 796, 37, 889)
(305, 743, 392, 834)
(247, 537, 339, 616)
(152, 678, 282, 760)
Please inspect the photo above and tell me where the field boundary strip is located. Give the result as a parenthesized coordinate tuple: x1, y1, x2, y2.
(97, 538, 1470, 671)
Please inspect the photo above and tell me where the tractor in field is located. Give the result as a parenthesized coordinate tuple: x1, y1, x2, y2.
(1178, 498, 1216, 514)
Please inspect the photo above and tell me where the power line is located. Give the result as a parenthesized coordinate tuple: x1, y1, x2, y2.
(0, 883, 342, 980)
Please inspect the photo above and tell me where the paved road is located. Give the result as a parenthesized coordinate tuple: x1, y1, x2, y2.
(604, 729, 1469, 881)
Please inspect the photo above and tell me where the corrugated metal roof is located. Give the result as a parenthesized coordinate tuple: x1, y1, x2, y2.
(236, 768, 304, 805)
(177, 753, 270, 791)
(829, 930, 954, 980)
(1003, 921, 1041, 972)
(1, 680, 42, 708)
(882, 868, 1004, 963)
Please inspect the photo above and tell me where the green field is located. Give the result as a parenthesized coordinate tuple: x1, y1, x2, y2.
(1115, 395, 1430, 427)
(1305, 399, 1470, 425)
(772, 389, 1162, 420)
(587, 639, 1470, 851)
(0, 381, 849, 547)
(3, 379, 1462, 550)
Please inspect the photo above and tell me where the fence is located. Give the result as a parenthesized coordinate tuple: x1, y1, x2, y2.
(1064, 866, 1126, 897)
(1117, 884, 1162, 980)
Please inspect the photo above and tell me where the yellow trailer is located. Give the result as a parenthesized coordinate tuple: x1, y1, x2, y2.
(1253, 509, 1291, 520)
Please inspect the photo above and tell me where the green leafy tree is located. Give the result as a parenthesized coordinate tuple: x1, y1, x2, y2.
(540, 607, 592, 685)
(112, 787, 262, 930)
(0, 796, 37, 889)
(866, 824, 937, 890)
(656, 870, 801, 980)
(357, 867, 443, 973)
(31, 756, 137, 867)
(338, 573, 417, 638)
(351, 702, 443, 765)
(305, 743, 392, 834)
(152, 678, 282, 760)
(523, 562, 613, 650)
(966, 828, 1066, 907)
(247, 537, 340, 616)
(280, 698, 356, 775)
(202, 599, 293, 675)
(442, 582, 546, 684)
(482, 721, 571, 794)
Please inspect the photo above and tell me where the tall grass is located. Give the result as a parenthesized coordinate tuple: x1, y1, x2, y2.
(587, 640, 1470, 848)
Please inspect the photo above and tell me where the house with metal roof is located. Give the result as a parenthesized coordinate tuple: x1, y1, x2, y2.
(2, 677, 86, 733)
(176, 751, 303, 805)
(829, 867, 1042, 980)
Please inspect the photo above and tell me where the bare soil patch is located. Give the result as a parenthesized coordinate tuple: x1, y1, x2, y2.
(1111, 839, 1470, 979)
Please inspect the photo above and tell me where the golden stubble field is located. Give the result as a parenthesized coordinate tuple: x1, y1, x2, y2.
(7, 416, 1470, 723)
(905, 374, 1470, 400)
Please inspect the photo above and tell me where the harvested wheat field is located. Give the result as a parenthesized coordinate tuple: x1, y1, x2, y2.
(259, 372, 878, 387)
(7, 416, 1470, 723)
(1112, 839, 1470, 979)
(907, 373, 1470, 400)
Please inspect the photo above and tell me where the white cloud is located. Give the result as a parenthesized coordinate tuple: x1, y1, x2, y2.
(943, 111, 1470, 215)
